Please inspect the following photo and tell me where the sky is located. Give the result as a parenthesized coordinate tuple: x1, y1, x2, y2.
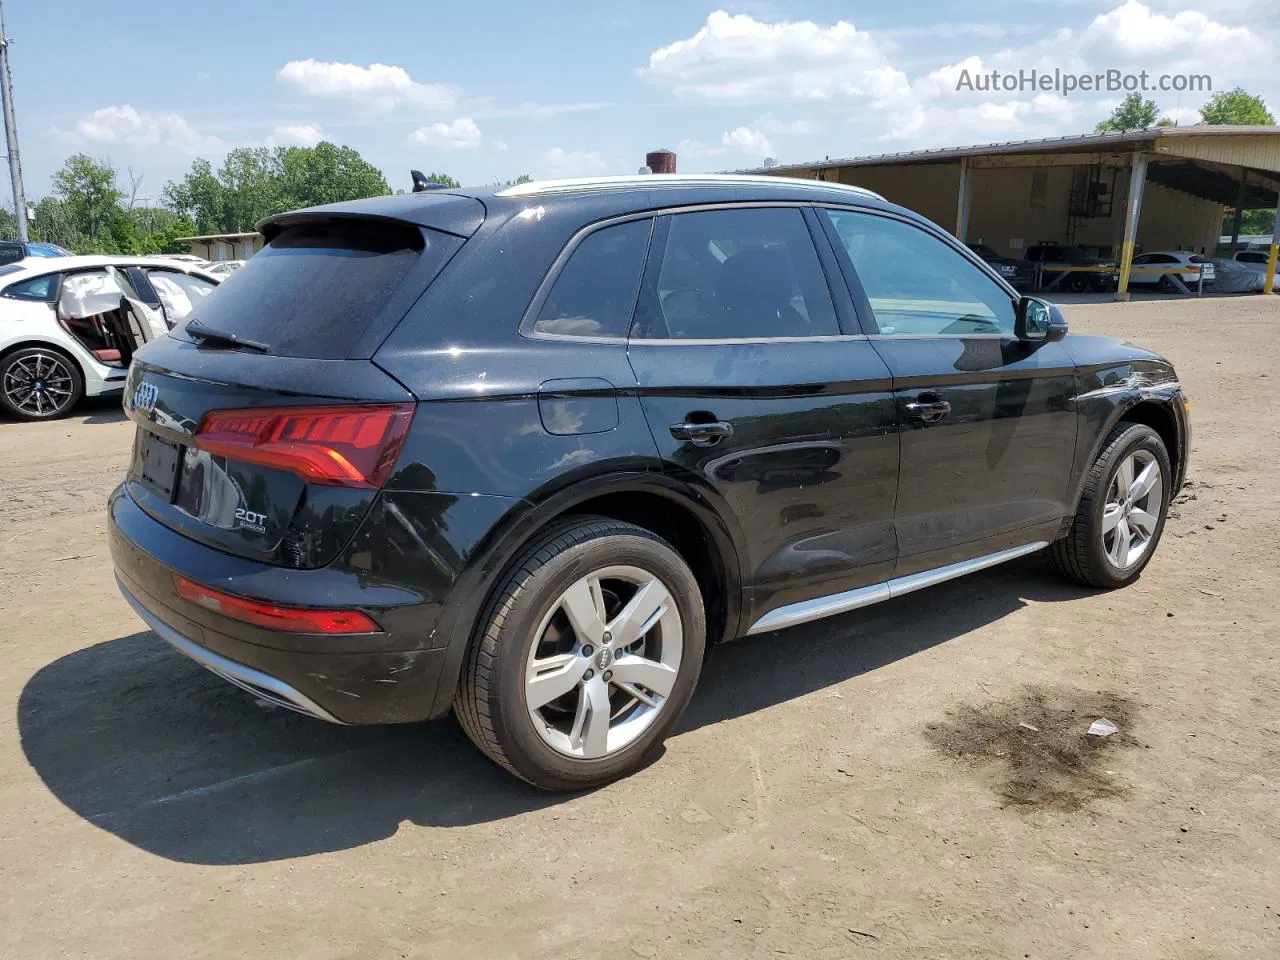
(6, 0, 1279, 202)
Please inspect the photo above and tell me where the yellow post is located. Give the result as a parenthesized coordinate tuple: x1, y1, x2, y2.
(1266, 194, 1280, 295)
(1115, 153, 1148, 301)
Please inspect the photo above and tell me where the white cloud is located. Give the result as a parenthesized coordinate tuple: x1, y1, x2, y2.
(721, 126, 772, 156)
(494, 140, 510, 152)
(639, 10, 909, 104)
(266, 123, 325, 148)
(277, 59, 458, 111)
(1076, 1, 1261, 64)
(641, 3, 1275, 151)
(543, 147, 607, 176)
(408, 117, 483, 150)
(57, 105, 220, 153)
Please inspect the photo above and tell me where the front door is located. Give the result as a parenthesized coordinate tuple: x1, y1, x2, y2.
(818, 206, 1078, 576)
(626, 206, 900, 626)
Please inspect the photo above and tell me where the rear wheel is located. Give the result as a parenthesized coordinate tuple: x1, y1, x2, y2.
(1158, 274, 1180, 293)
(0, 347, 84, 421)
(1050, 423, 1171, 588)
(455, 517, 706, 791)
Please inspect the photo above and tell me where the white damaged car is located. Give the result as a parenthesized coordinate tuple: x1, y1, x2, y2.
(0, 255, 220, 420)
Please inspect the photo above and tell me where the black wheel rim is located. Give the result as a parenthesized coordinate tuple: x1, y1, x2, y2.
(3, 353, 75, 417)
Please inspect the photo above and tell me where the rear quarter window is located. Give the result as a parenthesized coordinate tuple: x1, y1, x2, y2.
(531, 219, 652, 339)
(176, 220, 458, 359)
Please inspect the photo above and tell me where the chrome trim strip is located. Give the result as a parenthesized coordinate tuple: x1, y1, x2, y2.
(118, 579, 345, 724)
(746, 541, 1048, 636)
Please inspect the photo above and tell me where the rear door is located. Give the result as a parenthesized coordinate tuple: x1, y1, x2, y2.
(626, 205, 899, 625)
(122, 215, 467, 569)
(818, 206, 1078, 577)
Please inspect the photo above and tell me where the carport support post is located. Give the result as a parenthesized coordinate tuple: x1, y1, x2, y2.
(1266, 193, 1280, 295)
(1229, 177, 1247, 246)
(954, 159, 972, 243)
(1115, 153, 1148, 301)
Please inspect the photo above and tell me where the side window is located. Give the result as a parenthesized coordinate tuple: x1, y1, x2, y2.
(2, 274, 60, 302)
(1132, 254, 1154, 265)
(145, 269, 217, 324)
(823, 209, 1017, 337)
(635, 206, 838, 340)
(532, 219, 651, 338)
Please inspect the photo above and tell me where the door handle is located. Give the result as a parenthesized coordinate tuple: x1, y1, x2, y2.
(670, 420, 734, 444)
(905, 396, 952, 423)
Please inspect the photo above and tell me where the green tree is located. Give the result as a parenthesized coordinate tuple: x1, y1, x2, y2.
(50, 154, 123, 246)
(276, 142, 391, 208)
(1096, 94, 1166, 132)
(0, 205, 16, 239)
(165, 142, 391, 233)
(163, 157, 227, 234)
(29, 196, 85, 250)
(1199, 88, 1275, 125)
(422, 172, 459, 188)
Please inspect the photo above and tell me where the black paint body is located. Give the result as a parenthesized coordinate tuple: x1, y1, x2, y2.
(109, 181, 1190, 724)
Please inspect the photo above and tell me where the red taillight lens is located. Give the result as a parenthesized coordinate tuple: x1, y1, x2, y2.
(174, 576, 380, 634)
(193, 403, 415, 488)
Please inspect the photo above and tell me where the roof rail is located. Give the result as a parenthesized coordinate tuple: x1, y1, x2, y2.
(494, 173, 885, 201)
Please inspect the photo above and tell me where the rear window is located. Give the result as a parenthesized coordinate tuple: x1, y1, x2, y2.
(177, 220, 447, 359)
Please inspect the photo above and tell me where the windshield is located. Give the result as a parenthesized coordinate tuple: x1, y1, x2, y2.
(968, 244, 1001, 259)
(26, 243, 73, 258)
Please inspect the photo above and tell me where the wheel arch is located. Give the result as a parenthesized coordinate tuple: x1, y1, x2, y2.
(1067, 393, 1186, 524)
(425, 471, 747, 718)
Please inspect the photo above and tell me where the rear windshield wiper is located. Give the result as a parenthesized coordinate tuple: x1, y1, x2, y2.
(185, 321, 270, 353)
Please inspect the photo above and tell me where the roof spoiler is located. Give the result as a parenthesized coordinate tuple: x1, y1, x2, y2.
(410, 170, 449, 193)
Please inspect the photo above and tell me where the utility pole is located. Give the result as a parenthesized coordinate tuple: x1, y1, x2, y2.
(0, 1, 28, 241)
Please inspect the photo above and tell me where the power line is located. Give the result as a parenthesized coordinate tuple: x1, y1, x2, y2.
(0, 0, 28, 241)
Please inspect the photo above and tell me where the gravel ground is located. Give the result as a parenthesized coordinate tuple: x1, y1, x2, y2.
(2, 294, 1278, 959)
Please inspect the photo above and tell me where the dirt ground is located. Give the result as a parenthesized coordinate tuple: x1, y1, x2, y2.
(2, 295, 1278, 960)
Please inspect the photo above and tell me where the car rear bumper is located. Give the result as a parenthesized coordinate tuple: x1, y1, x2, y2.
(108, 483, 473, 724)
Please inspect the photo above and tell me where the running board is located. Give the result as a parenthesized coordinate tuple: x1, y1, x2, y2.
(746, 541, 1049, 636)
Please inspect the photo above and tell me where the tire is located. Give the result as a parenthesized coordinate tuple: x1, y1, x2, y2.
(1067, 273, 1090, 293)
(1050, 423, 1172, 589)
(1158, 274, 1179, 293)
(0, 346, 84, 421)
(455, 516, 706, 791)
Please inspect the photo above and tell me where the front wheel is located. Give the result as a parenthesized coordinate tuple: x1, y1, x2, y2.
(455, 517, 706, 791)
(1050, 423, 1172, 588)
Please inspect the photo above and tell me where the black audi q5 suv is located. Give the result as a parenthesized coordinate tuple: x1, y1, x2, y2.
(110, 174, 1189, 791)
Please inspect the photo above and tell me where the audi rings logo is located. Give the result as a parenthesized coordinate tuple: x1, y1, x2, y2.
(133, 381, 159, 415)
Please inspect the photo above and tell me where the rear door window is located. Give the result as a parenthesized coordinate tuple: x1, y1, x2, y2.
(175, 220, 452, 359)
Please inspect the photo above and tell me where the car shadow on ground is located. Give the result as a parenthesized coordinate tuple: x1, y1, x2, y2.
(77, 396, 128, 424)
(19, 555, 1093, 865)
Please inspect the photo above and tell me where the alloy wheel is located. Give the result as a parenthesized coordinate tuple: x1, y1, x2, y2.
(1101, 450, 1164, 570)
(3, 352, 76, 418)
(524, 565, 683, 760)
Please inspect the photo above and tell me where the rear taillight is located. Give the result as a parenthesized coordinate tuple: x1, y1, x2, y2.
(174, 576, 380, 634)
(193, 403, 415, 489)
